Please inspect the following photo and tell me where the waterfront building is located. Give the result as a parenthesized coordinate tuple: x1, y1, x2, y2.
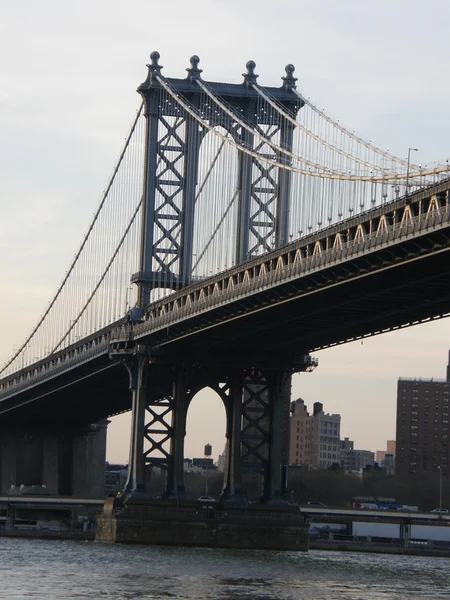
(396, 351, 450, 475)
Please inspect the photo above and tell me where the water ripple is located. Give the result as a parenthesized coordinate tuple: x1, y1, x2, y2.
(0, 539, 449, 599)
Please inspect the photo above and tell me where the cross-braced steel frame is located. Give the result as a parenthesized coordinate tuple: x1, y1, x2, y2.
(131, 53, 302, 309)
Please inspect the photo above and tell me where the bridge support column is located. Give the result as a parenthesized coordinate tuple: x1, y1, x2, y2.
(236, 368, 291, 504)
(122, 348, 150, 499)
(276, 120, 295, 246)
(222, 375, 245, 502)
(165, 373, 188, 498)
(263, 371, 291, 503)
(71, 421, 108, 497)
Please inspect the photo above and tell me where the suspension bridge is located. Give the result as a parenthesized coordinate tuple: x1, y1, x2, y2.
(1, 52, 450, 510)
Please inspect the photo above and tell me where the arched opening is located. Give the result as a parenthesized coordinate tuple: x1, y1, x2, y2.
(105, 412, 131, 496)
(184, 386, 227, 500)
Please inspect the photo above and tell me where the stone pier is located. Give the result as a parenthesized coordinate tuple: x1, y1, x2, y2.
(0, 421, 108, 497)
(96, 498, 309, 551)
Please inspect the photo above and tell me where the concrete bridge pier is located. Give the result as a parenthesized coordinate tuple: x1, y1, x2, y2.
(0, 423, 107, 497)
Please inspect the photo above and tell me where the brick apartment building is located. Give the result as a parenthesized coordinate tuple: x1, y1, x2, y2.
(396, 352, 450, 475)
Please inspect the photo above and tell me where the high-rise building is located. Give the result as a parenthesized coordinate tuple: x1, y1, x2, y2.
(289, 399, 340, 469)
(396, 351, 450, 476)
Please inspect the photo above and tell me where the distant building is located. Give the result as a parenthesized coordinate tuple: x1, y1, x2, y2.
(387, 440, 396, 456)
(217, 445, 227, 472)
(289, 398, 314, 468)
(184, 458, 217, 474)
(105, 463, 127, 496)
(340, 437, 354, 470)
(396, 351, 450, 476)
(289, 399, 340, 469)
(376, 440, 396, 464)
(340, 438, 374, 472)
(314, 403, 341, 469)
(375, 450, 387, 464)
(380, 453, 395, 475)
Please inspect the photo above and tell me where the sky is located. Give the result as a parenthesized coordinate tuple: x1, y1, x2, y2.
(2, 0, 450, 464)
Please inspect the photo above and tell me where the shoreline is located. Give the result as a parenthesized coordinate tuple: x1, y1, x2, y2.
(0, 529, 95, 541)
(310, 538, 450, 558)
(2, 529, 450, 558)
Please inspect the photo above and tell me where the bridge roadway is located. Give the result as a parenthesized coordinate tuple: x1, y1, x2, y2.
(1, 179, 450, 426)
(299, 505, 450, 525)
(0, 495, 447, 527)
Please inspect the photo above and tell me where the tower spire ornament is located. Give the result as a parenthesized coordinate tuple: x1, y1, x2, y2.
(186, 55, 202, 81)
(282, 64, 297, 90)
(242, 60, 258, 85)
(148, 51, 163, 74)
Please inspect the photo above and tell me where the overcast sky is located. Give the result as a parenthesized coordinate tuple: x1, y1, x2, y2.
(2, 0, 450, 463)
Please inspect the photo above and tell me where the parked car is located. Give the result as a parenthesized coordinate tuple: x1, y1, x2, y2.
(431, 508, 449, 513)
(307, 501, 327, 507)
(198, 496, 216, 502)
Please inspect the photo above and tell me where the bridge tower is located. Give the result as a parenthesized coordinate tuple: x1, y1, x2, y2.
(116, 53, 306, 504)
(132, 51, 302, 308)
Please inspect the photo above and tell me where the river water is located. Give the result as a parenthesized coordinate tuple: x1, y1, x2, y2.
(0, 538, 449, 600)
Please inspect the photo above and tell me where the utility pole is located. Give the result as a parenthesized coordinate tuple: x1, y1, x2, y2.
(406, 148, 418, 198)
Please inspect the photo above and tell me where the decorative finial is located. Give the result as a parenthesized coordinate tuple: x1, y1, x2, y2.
(243, 60, 258, 85)
(148, 51, 163, 74)
(186, 55, 202, 80)
(282, 64, 297, 89)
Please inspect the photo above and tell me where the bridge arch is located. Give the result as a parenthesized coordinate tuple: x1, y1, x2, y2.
(184, 383, 228, 499)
